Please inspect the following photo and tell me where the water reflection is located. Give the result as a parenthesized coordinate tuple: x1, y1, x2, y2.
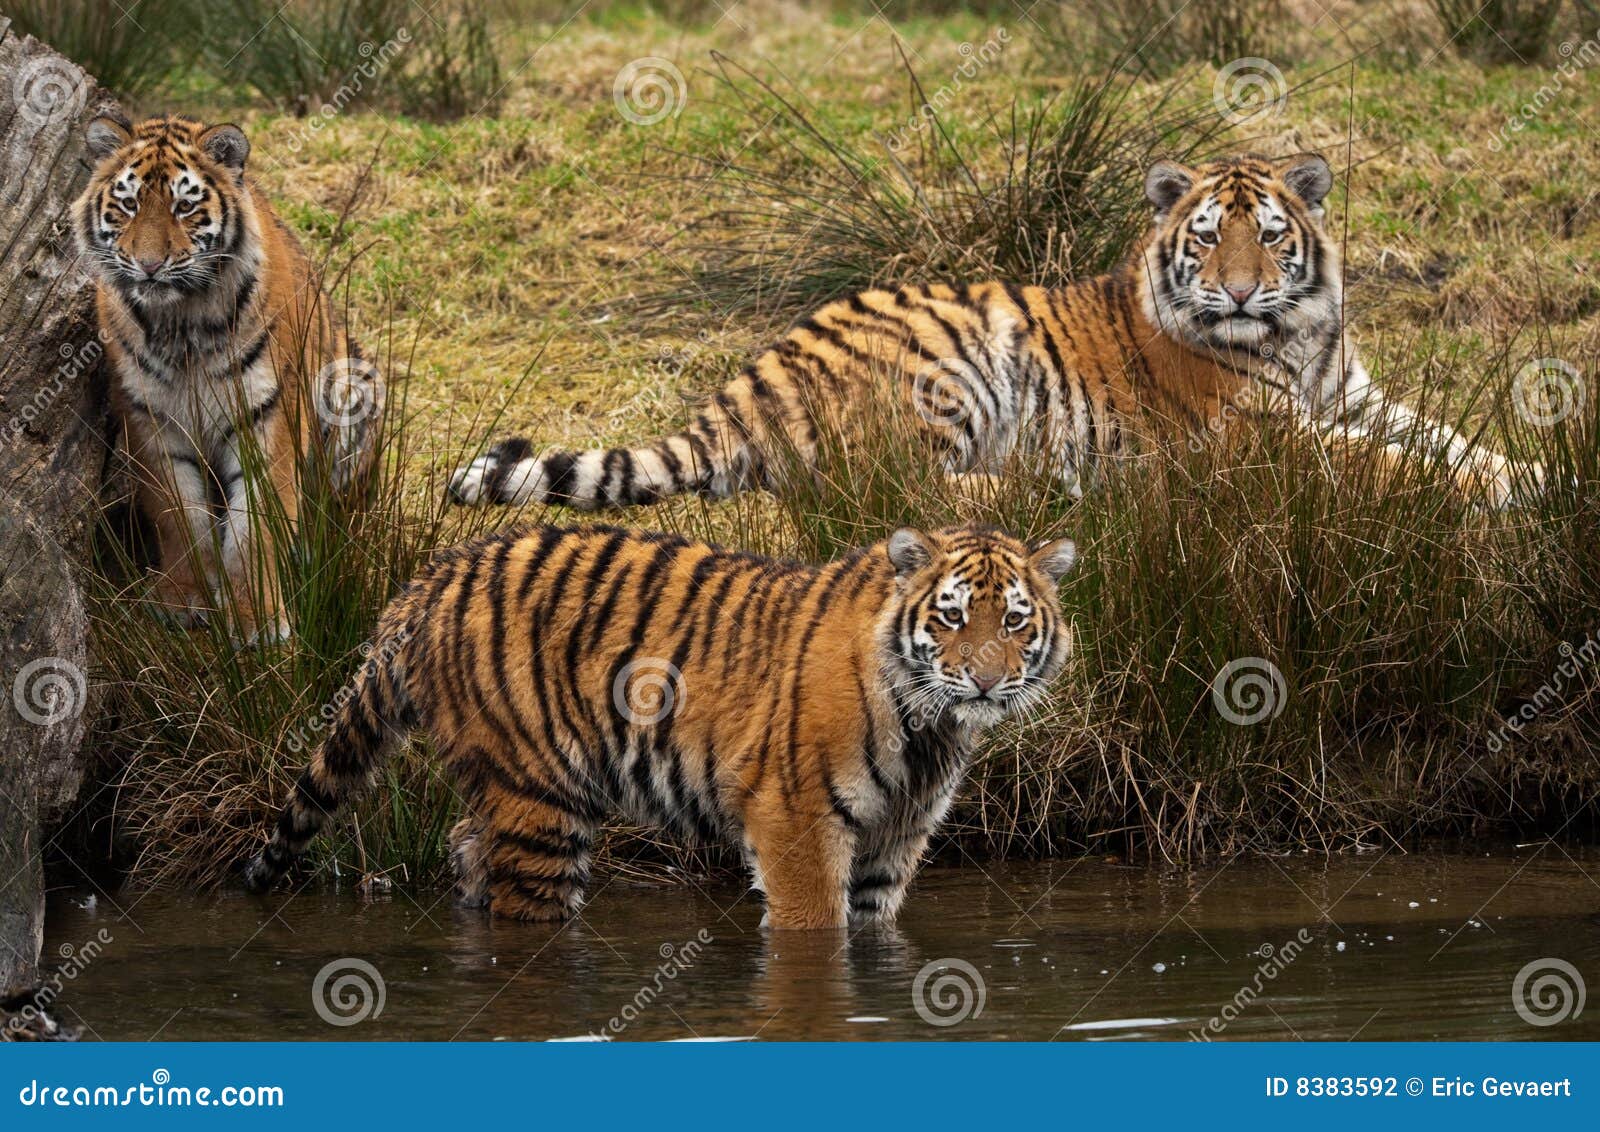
(41, 848, 1600, 1041)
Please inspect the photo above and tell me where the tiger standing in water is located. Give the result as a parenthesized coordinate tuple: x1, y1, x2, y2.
(245, 523, 1078, 928)
(74, 113, 383, 643)
(450, 152, 1537, 511)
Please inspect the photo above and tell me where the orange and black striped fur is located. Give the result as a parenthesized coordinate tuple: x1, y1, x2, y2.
(74, 113, 382, 642)
(244, 523, 1077, 928)
(451, 152, 1535, 512)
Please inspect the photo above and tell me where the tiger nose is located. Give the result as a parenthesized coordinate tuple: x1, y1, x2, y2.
(970, 673, 1000, 693)
(1224, 282, 1256, 305)
(137, 257, 165, 277)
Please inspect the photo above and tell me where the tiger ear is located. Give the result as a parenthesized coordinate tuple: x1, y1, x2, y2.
(86, 113, 132, 160)
(199, 123, 250, 176)
(887, 528, 934, 576)
(1144, 160, 1195, 215)
(1030, 537, 1077, 583)
(1279, 153, 1333, 212)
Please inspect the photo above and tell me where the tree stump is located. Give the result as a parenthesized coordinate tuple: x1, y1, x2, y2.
(0, 19, 116, 546)
(0, 19, 117, 1033)
(0, 492, 89, 1040)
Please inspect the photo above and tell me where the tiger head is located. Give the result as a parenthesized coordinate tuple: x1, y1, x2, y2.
(1140, 152, 1338, 351)
(882, 525, 1076, 728)
(74, 113, 255, 307)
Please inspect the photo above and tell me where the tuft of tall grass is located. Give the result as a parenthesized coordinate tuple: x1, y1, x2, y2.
(1069, 0, 1290, 77)
(5, 0, 191, 104)
(197, 0, 502, 119)
(1492, 348, 1600, 777)
(1430, 0, 1566, 64)
(639, 54, 1234, 328)
(196, 0, 414, 112)
(392, 1, 504, 120)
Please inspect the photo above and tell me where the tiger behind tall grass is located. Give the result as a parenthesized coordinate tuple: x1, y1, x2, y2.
(244, 522, 1077, 928)
(450, 152, 1537, 512)
(74, 113, 383, 642)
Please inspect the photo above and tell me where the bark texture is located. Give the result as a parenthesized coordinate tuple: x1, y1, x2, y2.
(0, 20, 116, 1033)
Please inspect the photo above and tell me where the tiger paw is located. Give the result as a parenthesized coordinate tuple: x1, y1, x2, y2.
(148, 574, 212, 628)
(448, 818, 491, 908)
(233, 613, 293, 651)
(1483, 456, 1555, 510)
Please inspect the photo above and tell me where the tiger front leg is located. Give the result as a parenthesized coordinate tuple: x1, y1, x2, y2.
(215, 429, 297, 645)
(748, 812, 855, 931)
(848, 818, 935, 927)
(1451, 445, 1551, 510)
(1322, 412, 1543, 510)
(1320, 375, 1547, 510)
(482, 797, 596, 923)
(943, 471, 1006, 514)
(128, 421, 216, 626)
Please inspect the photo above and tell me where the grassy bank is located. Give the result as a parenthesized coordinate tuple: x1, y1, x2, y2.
(32, 0, 1600, 886)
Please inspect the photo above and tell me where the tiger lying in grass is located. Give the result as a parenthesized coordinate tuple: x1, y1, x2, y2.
(451, 152, 1538, 512)
(74, 114, 382, 642)
(245, 522, 1077, 928)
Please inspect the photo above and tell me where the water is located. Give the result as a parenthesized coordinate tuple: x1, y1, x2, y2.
(41, 847, 1600, 1041)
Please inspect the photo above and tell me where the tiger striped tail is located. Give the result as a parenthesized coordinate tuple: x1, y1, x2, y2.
(243, 608, 418, 892)
(447, 378, 771, 510)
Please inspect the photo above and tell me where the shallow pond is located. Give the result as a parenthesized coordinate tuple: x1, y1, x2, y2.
(41, 847, 1600, 1041)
